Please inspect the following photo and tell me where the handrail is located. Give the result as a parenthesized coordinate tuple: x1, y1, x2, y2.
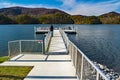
(59, 29, 69, 48)
(8, 40, 43, 57)
(60, 30, 109, 80)
(35, 26, 50, 32)
(44, 31, 52, 51)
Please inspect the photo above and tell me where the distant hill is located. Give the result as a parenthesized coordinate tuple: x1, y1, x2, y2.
(0, 6, 120, 24)
(0, 6, 69, 16)
(99, 11, 120, 17)
(71, 15, 102, 24)
(99, 12, 120, 24)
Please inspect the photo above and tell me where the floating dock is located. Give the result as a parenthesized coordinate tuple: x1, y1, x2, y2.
(35, 27, 50, 34)
(64, 30, 77, 34)
(35, 26, 77, 34)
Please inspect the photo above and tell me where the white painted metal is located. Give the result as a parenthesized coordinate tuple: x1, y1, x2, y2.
(44, 32, 52, 51)
(8, 42, 10, 57)
(19, 40, 21, 54)
(8, 40, 43, 57)
(96, 72, 99, 80)
(80, 56, 84, 80)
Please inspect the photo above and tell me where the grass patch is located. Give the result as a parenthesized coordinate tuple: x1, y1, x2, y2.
(0, 66, 33, 80)
(0, 56, 10, 63)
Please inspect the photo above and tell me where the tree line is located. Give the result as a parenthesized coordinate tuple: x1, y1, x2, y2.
(0, 13, 120, 24)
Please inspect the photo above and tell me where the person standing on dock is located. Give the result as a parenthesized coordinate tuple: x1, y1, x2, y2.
(50, 24, 54, 37)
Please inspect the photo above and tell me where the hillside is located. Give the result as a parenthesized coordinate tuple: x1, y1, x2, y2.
(0, 6, 69, 16)
(99, 12, 120, 24)
(99, 12, 120, 17)
(0, 6, 120, 24)
(0, 6, 73, 24)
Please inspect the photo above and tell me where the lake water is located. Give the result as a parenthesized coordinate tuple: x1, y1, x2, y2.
(0, 24, 120, 73)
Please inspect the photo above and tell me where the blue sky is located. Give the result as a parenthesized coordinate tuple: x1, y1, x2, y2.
(0, 0, 120, 16)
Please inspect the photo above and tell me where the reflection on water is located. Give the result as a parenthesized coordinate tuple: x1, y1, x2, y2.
(68, 25, 120, 73)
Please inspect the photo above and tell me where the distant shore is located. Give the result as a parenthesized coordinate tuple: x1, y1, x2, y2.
(0, 7, 120, 24)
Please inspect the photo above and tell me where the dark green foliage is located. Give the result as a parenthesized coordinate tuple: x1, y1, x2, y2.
(71, 15, 102, 24)
(71, 15, 86, 24)
(0, 14, 15, 24)
(85, 16, 102, 24)
(39, 13, 74, 24)
(16, 14, 39, 24)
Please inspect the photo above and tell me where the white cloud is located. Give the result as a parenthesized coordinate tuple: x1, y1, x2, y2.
(0, 1, 57, 9)
(0, 0, 120, 16)
(59, 0, 120, 16)
(59, 0, 76, 8)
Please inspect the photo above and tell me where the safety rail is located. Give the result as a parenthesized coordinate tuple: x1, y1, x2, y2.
(61, 26, 76, 30)
(59, 29, 69, 48)
(60, 30, 109, 80)
(34, 27, 50, 32)
(8, 40, 43, 57)
(44, 32, 52, 51)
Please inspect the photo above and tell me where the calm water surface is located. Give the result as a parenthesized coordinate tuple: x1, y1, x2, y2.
(68, 24, 120, 73)
(0, 24, 120, 73)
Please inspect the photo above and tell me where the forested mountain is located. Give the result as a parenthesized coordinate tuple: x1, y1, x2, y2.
(0, 6, 120, 24)
(99, 12, 120, 24)
(71, 15, 102, 24)
(0, 6, 68, 16)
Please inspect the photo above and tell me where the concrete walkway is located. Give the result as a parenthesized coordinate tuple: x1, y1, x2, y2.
(0, 54, 77, 80)
(48, 30, 67, 53)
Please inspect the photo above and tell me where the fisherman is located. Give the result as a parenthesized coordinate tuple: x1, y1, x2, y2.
(50, 24, 54, 37)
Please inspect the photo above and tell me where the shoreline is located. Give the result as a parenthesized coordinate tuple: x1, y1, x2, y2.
(93, 61, 120, 80)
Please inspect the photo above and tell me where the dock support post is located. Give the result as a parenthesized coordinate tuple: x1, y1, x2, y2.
(19, 40, 21, 54)
(75, 47, 77, 68)
(96, 72, 99, 80)
(42, 34, 45, 54)
(8, 42, 10, 57)
(80, 56, 84, 80)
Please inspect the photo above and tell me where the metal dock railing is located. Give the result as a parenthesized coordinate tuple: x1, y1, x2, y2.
(60, 29, 109, 80)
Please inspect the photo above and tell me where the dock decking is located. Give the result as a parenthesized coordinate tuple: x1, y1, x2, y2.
(48, 30, 67, 54)
(0, 30, 77, 80)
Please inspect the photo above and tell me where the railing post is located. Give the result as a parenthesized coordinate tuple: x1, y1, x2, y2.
(96, 72, 99, 80)
(75, 47, 77, 68)
(19, 40, 21, 54)
(43, 36, 45, 54)
(71, 44, 73, 60)
(67, 38, 69, 49)
(8, 42, 10, 57)
(70, 44, 73, 59)
(80, 55, 84, 80)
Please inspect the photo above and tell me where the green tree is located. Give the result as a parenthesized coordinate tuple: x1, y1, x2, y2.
(99, 16, 120, 24)
(16, 14, 40, 24)
(0, 14, 14, 24)
(71, 15, 86, 24)
(71, 15, 102, 24)
(39, 13, 74, 24)
(85, 16, 102, 24)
